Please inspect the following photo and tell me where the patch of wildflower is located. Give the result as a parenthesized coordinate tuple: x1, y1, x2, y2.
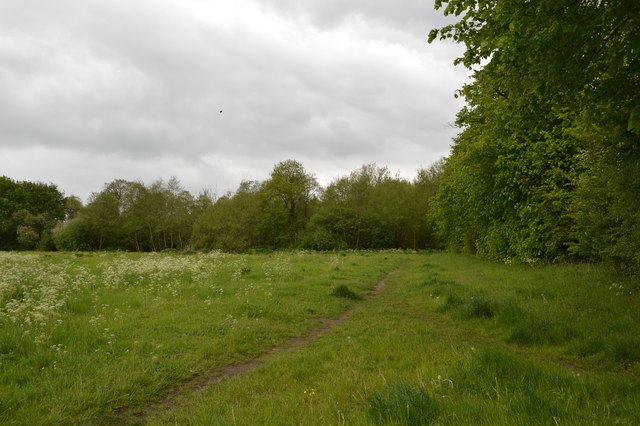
(99, 252, 229, 300)
(224, 313, 238, 327)
(229, 257, 251, 281)
(303, 387, 317, 403)
(262, 254, 293, 281)
(0, 253, 95, 345)
(609, 282, 626, 296)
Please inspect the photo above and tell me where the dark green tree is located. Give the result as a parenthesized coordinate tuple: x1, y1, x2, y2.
(429, 0, 640, 264)
(258, 160, 319, 248)
(192, 181, 262, 251)
(0, 176, 65, 250)
(303, 163, 442, 250)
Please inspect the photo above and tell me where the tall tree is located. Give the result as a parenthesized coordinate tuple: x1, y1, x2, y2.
(429, 0, 640, 263)
(259, 160, 319, 248)
(303, 163, 441, 250)
(192, 181, 262, 251)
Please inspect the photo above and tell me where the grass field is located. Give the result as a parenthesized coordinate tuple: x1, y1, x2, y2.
(1, 251, 639, 424)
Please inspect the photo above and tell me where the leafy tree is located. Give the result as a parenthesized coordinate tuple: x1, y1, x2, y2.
(0, 176, 65, 250)
(192, 181, 262, 251)
(54, 178, 195, 251)
(429, 0, 640, 264)
(63, 196, 83, 221)
(258, 160, 319, 248)
(83, 189, 124, 250)
(410, 160, 446, 249)
(304, 163, 442, 250)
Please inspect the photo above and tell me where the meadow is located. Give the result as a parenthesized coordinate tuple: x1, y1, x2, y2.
(0, 251, 639, 424)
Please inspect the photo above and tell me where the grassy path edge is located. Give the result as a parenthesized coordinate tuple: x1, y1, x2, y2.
(113, 267, 400, 422)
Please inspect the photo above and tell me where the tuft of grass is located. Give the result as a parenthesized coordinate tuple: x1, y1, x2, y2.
(465, 293, 497, 319)
(609, 336, 640, 362)
(438, 293, 464, 312)
(508, 315, 577, 345)
(421, 276, 456, 286)
(437, 292, 497, 320)
(367, 382, 440, 426)
(331, 284, 361, 300)
(453, 347, 566, 422)
(568, 338, 606, 358)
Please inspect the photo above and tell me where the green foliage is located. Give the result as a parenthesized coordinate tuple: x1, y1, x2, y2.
(430, 0, 640, 266)
(53, 177, 196, 251)
(192, 181, 262, 251)
(4, 159, 445, 252)
(257, 160, 319, 248)
(0, 176, 65, 250)
(303, 162, 443, 250)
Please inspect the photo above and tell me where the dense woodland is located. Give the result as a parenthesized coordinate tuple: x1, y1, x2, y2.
(0, 161, 442, 252)
(428, 0, 639, 266)
(1, 1, 638, 268)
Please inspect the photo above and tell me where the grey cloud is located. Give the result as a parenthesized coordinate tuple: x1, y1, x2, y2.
(0, 0, 467, 198)
(258, 0, 454, 36)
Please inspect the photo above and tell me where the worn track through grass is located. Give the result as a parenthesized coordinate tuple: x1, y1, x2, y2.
(113, 270, 396, 422)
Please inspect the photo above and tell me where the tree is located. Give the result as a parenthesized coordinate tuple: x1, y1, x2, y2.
(429, 0, 640, 264)
(258, 160, 319, 248)
(68, 178, 196, 251)
(303, 163, 442, 250)
(192, 181, 262, 251)
(0, 176, 65, 250)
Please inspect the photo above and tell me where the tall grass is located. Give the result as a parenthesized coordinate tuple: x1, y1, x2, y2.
(150, 253, 640, 425)
(1, 251, 639, 424)
(0, 251, 400, 424)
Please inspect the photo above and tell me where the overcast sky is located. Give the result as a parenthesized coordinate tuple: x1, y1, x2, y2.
(0, 0, 467, 201)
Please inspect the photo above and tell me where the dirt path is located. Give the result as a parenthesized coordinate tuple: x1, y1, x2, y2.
(113, 271, 395, 421)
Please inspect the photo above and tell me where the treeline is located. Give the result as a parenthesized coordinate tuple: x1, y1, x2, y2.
(429, 0, 639, 266)
(0, 160, 443, 252)
(3, 1, 638, 268)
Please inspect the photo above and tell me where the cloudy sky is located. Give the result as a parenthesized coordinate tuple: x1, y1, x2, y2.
(0, 0, 467, 201)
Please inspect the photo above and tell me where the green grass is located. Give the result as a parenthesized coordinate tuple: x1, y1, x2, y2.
(1, 251, 639, 424)
(0, 251, 399, 424)
(367, 381, 440, 425)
